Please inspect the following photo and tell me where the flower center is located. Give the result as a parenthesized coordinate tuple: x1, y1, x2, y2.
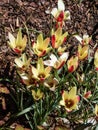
(38, 73, 45, 79)
(65, 99, 74, 108)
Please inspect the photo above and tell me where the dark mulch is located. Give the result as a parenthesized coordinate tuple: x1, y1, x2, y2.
(0, 0, 98, 128)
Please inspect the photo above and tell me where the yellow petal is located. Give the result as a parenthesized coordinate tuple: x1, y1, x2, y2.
(15, 124, 24, 130)
(37, 33, 43, 48)
(62, 91, 69, 101)
(16, 28, 22, 46)
(55, 27, 62, 41)
(21, 35, 27, 50)
(95, 104, 98, 116)
(78, 45, 89, 60)
(61, 32, 68, 40)
(69, 87, 77, 99)
(94, 49, 98, 69)
(43, 38, 50, 49)
(37, 58, 44, 74)
(45, 67, 51, 77)
(94, 49, 98, 59)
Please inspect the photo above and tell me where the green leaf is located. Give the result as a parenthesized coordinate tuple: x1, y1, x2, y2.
(16, 106, 33, 116)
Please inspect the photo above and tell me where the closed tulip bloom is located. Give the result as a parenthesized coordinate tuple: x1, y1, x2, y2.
(67, 56, 78, 72)
(51, 27, 68, 48)
(78, 44, 89, 60)
(8, 28, 27, 54)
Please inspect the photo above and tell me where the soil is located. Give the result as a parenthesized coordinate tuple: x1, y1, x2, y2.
(0, 0, 98, 129)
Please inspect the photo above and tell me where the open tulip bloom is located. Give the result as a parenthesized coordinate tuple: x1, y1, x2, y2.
(32, 33, 51, 57)
(74, 34, 91, 45)
(60, 87, 80, 112)
(44, 76, 59, 91)
(31, 58, 51, 81)
(32, 89, 44, 101)
(44, 52, 69, 70)
(15, 53, 31, 69)
(51, 0, 70, 27)
(8, 28, 27, 53)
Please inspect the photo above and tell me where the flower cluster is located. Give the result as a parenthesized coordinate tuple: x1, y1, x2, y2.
(7, 0, 98, 129)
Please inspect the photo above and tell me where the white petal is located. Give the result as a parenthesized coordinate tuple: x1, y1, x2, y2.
(60, 52, 69, 60)
(53, 78, 59, 85)
(74, 35, 82, 43)
(8, 32, 16, 48)
(20, 73, 28, 80)
(50, 54, 57, 62)
(65, 11, 70, 20)
(58, 0, 65, 11)
(44, 60, 54, 66)
(60, 100, 65, 106)
(15, 58, 23, 68)
(51, 8, 58, 17)
(83, 34, 89, 39)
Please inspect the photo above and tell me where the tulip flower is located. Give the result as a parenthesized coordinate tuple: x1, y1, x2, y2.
(57, 46, 67, 55)
(44, 76, 59, 91)
(44, 52, 69, 70)
(67, 56, 78, 72)
(32, 58, 51, 81)
(51, 0, 70, 27)
(32, 89, 44, 100)
(76, 73, 85, 83)
(74, 34, 91, 45)
(32, 33, 51, 57)
(51, 27, 68, 48)
(60, 87, 79, 112)
(95, 104, 98, 117)
(78, 44, 89, 60)
(15, 53, 31, 70)
(8, 28, 27, 53)
(84, 90, 91, 99)
(94, 49, 98, 71)
(19, 73, 37, 87)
